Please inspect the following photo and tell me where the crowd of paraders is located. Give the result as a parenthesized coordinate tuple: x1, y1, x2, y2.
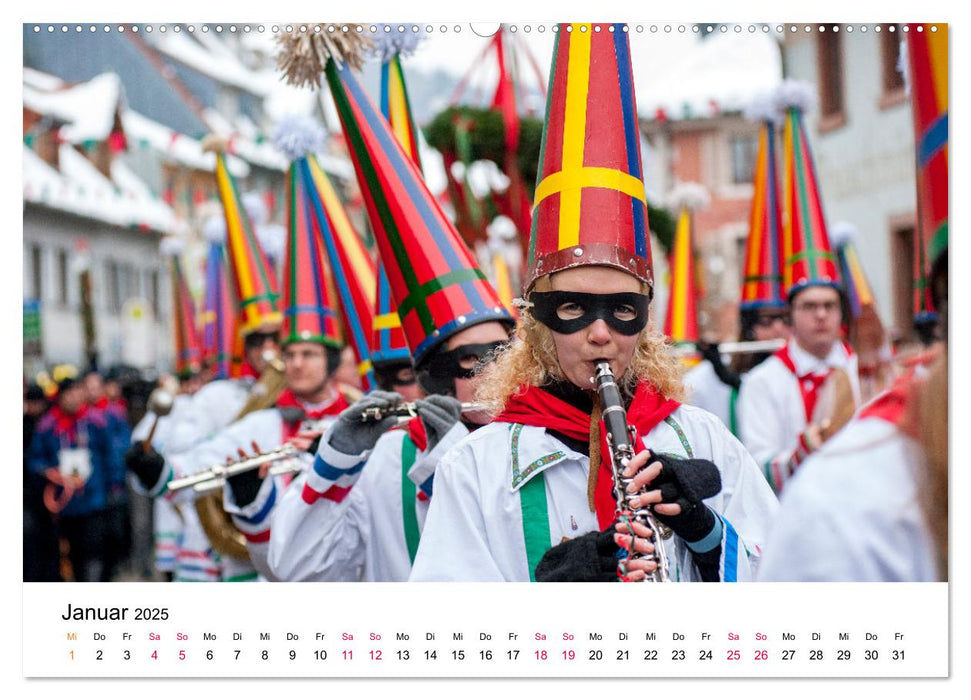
(24, 24, 947, 585)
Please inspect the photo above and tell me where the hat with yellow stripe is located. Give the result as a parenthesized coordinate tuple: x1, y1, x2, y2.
(526, 23, 653, 293)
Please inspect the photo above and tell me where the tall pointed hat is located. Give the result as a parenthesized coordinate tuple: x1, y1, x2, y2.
(275, 115, 376, 384)
(370, 32, 423, 367)
(526, 23, 653, 293)
(775, 81, 841, 299)
(280, 138, 344, 349)
(160, 237, 202, 378)
(200, 216, 239, 380)
(741, 96, 786, 311)
(277, 32, 512, 368)
(663, 184, 707, 346)
(204, 137, 283, 335)
(831, 222, 888, 367)
(906, 24, 948, 323)
(831, 222, 877, 321)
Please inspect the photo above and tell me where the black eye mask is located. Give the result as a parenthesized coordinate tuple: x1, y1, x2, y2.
(422, 340, 507, 380)
(529, 291, 649, 336)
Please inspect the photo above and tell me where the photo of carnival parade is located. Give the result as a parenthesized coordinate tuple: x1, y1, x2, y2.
(23, 23, 947, 584)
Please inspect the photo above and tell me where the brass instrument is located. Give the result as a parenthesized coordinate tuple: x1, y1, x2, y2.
(593, 361, 670, 582)
(811, 368, 858, 442)
(195, 349, 289, 562)
(359, 401, 486, 422)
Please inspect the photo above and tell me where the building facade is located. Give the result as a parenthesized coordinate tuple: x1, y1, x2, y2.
(780, 25, 917, 339)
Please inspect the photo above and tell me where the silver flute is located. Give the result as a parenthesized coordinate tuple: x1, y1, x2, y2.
(166, 443, 304, 495)
(359, 401, 486, 422)
(593, 361, 671, 582)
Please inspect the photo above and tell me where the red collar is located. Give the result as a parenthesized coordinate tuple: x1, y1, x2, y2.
(859, 372, 918, 438)
(496, 382, 681, 529)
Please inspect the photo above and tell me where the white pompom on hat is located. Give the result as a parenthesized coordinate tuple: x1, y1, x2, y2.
(159, 235, 186, 258)
(272, 114, 326, 162)
(773, 78, 818, 116)
(667, 181, 711, 213)
(829, 221, 859, 250)
(368, 25, 426, 63)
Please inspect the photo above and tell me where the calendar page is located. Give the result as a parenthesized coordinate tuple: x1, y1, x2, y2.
(17, 0, 958, 696)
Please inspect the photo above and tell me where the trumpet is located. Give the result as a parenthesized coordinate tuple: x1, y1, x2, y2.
(593, 361, 671, 582)
(167, 443, 304, 495)
(359, 401, 487, 423)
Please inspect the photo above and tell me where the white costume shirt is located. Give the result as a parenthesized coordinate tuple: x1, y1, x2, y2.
(409, 404, 778, 582)
(146, 405, 336, 581)
(267, 422, 469, 582)
(758, 415, 938, 581)
(684, 360, 738, 435)
(737, 340, 859, 494)
(130, 381, 253, 581)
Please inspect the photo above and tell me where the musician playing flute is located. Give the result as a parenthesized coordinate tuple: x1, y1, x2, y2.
(125, 169, 285, 583)
(408, 24, 777, 583)
(263, 59, 514, 582)
(736, 83, 861, 496)
(684, 95, 791, 436)
(125, 155, 356, 580)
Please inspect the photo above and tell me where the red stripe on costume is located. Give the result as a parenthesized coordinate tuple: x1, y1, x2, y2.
(301, 482, 353, 505)
(242, 529, 271, 544)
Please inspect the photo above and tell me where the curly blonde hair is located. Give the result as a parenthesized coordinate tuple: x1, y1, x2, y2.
(475, 308, 686, 413)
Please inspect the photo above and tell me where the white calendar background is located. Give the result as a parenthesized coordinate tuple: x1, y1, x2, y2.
(22, 582, 948, 678)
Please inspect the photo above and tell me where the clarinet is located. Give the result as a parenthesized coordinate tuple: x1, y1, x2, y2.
(594, 361, 671, 582)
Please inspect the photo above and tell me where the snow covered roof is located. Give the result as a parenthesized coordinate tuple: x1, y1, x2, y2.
(122, 109, 250, 177)
(635, 31, 783, 120)
(148, 31, 351, 177)
(23, 144, 184, 235)
(23, 72, 124, 143)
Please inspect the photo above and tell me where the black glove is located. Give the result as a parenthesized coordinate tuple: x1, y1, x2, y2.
(414, 395, 463, 451)
(226, 468, 264, 508)
(642, 452, 722, 543)
(696, 341, 741, 390)
(328, 390, 403, 455)
(534, 527, 621, 582)
(124, 443, 165, 489)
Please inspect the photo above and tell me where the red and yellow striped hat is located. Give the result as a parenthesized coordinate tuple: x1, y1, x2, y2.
(208, 142, 283, 336)
(776, 81, 841, 299)
(160, 237, 202, 378)
(741, 97, 786, 311)
(526, 23, 653, 293)
(280, 159, 344, 349)
(663, 184, 708, 346)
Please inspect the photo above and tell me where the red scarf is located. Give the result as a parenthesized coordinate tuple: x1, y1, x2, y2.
(47, 404, 91, 436)
(496, 383, 681, 529)
(275, 388, 350, 440)
(775, 341, 853, 422)
(859, 372, 918, 438)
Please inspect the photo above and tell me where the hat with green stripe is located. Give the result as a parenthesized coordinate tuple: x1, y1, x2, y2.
(775, 80, 841, 300)
(276, 29, 512, 368)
